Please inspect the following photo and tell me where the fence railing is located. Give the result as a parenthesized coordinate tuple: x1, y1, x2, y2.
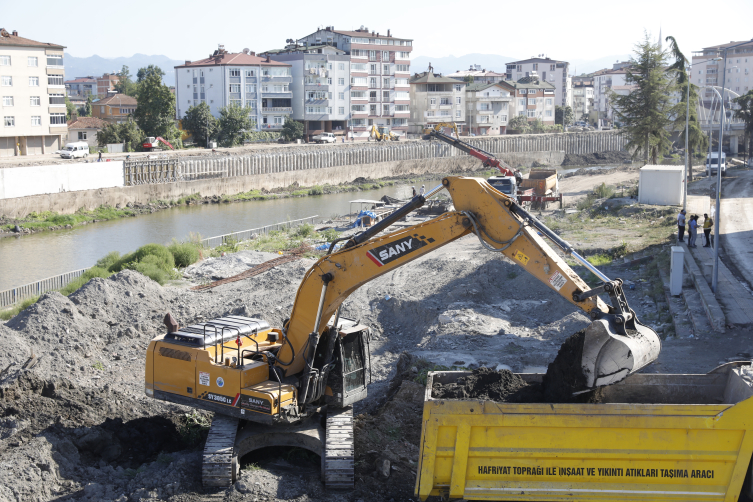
(200, 215, 319, 248)
(0, 268, 87, 309)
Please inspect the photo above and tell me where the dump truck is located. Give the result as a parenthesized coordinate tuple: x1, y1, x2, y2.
(415, 362, 753, 501)
(520, 168, 562, 209)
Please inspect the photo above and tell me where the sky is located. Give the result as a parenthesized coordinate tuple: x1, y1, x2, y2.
(4, 0, 752, 63)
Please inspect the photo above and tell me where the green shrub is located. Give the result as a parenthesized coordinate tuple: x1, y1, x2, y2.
(168, 240, 202, 268)
(293, 223, 315, 238)
(594, 182, 615, 199)
(96, 251, 121, 270)
(319, 228, 340, 241)
(108, 251, 136, 273)
(60, 266, 113, 295)
(127, 255, 170, 284)
(308, 185, 323, 196)
(133, 244, 175, 270)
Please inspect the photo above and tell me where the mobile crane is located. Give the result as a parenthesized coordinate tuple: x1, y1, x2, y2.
(145, 177, 661, 489)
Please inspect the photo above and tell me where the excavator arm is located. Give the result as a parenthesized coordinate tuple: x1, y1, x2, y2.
(277, 177, 659, 404)
(429, 130, 518, 177)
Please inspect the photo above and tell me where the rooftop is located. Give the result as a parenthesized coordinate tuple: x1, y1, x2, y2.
(67, 117, 107, 129)
(514, 75, 556, 89)
(318, 26, 412, 41)
(700, 40, 753, 51)
(0, 28, 65, 49)
(507, 57, 568, 65)
(410, 71, 463, 84)
(447, 70, 506, 77)
(261, 44, 345, 55)
(465, 81, 513, 92)
(95, 94, 137, 106)
(65, 77, 96, 84)
(176, 48, 290, 68)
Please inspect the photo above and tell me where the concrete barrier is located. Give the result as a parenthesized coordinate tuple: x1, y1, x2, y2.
(0, 161, 124, 199)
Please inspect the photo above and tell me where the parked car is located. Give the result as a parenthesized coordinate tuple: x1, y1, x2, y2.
(311, 132, 336, 144)
(59, 142, 90, 159)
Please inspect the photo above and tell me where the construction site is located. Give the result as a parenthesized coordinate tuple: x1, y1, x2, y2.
(1, 132, 752, 502)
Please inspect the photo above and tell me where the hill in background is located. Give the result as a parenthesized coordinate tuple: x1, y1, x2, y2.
(65, 54, 184, 86)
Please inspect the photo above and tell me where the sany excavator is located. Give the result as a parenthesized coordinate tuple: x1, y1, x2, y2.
(145, 179, 661, 489)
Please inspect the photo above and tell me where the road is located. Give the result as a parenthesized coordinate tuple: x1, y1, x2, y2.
(714, 168, 753, 288)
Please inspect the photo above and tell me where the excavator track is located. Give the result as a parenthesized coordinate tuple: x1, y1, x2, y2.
(323, 406, 355, 489)
(202, 415, 239, 488)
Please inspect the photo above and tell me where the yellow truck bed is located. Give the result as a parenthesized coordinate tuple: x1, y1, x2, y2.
(415, 362, 753, 501)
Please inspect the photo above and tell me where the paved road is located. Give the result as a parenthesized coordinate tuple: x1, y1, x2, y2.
(716, 168, 753, 288)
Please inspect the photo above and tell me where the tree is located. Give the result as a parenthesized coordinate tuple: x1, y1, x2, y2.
(65, 96, 76, 120)
(85, 95, 93, 117)
(114, 65, 138, 97)
(733, 90, 753, 162)
(580, 113, 589, 123)
(280, 118, 304, 142)
(97, 119, 144, 152)
(555, 105, 574, 127)
(133, 71, 181, 145)
(463, 74, 474, 84)
(182, 102, 218, 147)
(610, 33, 675, 164)
(508, 115, 530, 132)
(666, 35, 708, 179)
(217, 104, 255, 147)
(137, 65, 165, 83)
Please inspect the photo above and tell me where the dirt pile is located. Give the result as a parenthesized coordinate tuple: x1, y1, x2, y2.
(561, 151, 632, 166)
(541, 329, 590, 401)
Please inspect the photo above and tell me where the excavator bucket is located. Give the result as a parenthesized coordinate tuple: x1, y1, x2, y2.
(581, 318, 661, 388)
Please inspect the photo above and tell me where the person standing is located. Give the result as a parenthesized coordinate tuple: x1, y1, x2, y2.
(688, 215, 698, 248)
(98, 151, 102, 162)
(677, 209, 686, 242)
(411, 186, 417, 197)
(703, 213, 714, 247)
(420, 185, 425, 196)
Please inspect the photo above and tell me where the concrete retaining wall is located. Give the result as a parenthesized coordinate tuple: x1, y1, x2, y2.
(0, 161, 124, 199)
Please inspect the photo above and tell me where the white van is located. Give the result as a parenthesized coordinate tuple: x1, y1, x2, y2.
(60, 142, 90, 159)
(706, 152, 726, 177)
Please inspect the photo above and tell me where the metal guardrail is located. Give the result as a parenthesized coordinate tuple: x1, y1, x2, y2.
(0, 268, 87, 309)
(200, 215, 319, 248)
(0, 215, 320, 311)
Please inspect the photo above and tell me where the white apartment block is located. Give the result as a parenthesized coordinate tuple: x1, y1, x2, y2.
(298, 26, 413, 139)
(691, 40, 753, 104)
(408, 70, 465, 134)
(571, 77, 595, 122)
(464, 82, 514, 135)
(506, 57, 571, 108)
(175, 47, 292, 132)
(592, 67, 627, 124)
(260, 44, 350, 141)
(0, 30, 67, 157)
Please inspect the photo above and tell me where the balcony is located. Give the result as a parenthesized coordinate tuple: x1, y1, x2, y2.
(305, 83, 329, 90)
(369, 97, 379, 102)
(306, 98, 328, 104)
(260, 123, 284, 130)
(262, 92, 292, 99)
(262, 107, 292, 113)
(439, 104, 453, 110)
(261, 75, 292, 83)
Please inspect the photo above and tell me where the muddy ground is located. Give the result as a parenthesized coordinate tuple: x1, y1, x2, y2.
(1, 167, 751, 502)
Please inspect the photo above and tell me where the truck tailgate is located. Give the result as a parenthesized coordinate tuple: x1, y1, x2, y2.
(416, 365, 753, 501)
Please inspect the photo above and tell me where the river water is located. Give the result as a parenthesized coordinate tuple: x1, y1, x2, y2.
(0, 180, 442, 291)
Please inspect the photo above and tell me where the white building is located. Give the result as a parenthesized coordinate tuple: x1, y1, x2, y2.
(448, 65, 507, 84)
(260, 44, 350, 141)
(571, 77, 595, 122)
(592, 67, 628, 124)
(408, 70, 465, 134)
(297, 26, 413, 139)
(175, 47, 293, 132)
(0, 29, 67, 157)
(464, 82, 514, 135)
(691, 40, 753, 104)
(506, 57, 571, 108)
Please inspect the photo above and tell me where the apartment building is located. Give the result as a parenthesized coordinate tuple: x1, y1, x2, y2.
(448, 65, 507, 84)
(408, 70, 465, 134)
(592, 67, 628, 124)
(0, 29, 67, 157)
(260, 44, 350, 141)
(511, 73, 556, 125)
(571, 76, 595, 122)
(91, 94, 137, 123)
(175, 47, 293, 132)
(97, 73, 119, 96)
(297, 26, 413, 139)
(464, 82, 514, 135)
(65, 76, 97, 97)
(691, 40, 753, 104)
(506, 57, 571, 108)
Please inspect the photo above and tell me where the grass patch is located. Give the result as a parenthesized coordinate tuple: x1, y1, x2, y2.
(0, 295, 40, 321)
(3, 206, 136, 232)
(177, 411, 212, 447)
(586, 254, 613, 267)
(91, 361, 105, 371)
(168, 239, 203, 268)
(60, 267, 113, 295)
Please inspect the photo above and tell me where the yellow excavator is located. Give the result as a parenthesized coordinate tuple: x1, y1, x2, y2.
(145, 177, 661, 489)
(422, 122, 459, 139)
(369, 125, 399, 141)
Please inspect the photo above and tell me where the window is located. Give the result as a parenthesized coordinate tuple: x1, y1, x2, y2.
(229, 84, 241, 93)
(1, 76, 11, 86)
(430, 97, 436, 105)
(29, 76, 38, 86)
(351, 76, 367, 85)
(352, 118, 366, 126)
(4, 116, 14, 126)
(454, 84, 463, 92)
(48, 75, 64, 86)
(394, 104, 408, 112)
(370, 104, 377, 114)
(426, 110, 435, 117)
(545, 110, 553, 117)
(327, 78, 332, 85)
(527, 110, 536, 118)
(383, 78, 390, 87)
(352, 104, 366, 112)
(456, 97, 462, 104)
(47, 55, 63, 66)
(550, 64, 555, 71)
(501, 115, 507, 122)
(31, 115, 41, 126)
(519, 89, 527, 95)
(370, 77, 377, 87)
(229, 68, 240, 77)
(518, 98, 525, 106)
(399, 52, 410, 59)
(28, 57, 38, 67)
(395, 64, 409, 72)
(456, 110, 461, 118)
(383, 104, 390, 114)
(440, 110, 450, 116)
(369, 50, 376, 60)
(273, 116, 283, 124)
(327, 107, 332, 114)
(370, 63, 377, 74)
(246, 84, 256, 93)
(383, 90, 389, 99)
(338, 92, 345, 100)
(519, 110, 526, 116)
(0, 56, 9, 66)
(383, 64, 390, 74)
(338, 63, 345, 71)
(533, 64, 538, 71)
(351, 63, 366, 72)
(338, 106, 344, 114)
(245, 69, 255, 77)
(351, 90, 366, 98)
(328, 63, 333, 70)
(78, 131, 87, 140)
(528, 98, 536, 105)
(545, 98, 553, 106)
(2, 96, 12, 106)
(382, 51, 389, 60)
(30, 96, 40, 106)
(338, 77, 345, 85)
(395, 91, 408, 99)
(49, 93, 65, 105)
(440, 97, 450, 105)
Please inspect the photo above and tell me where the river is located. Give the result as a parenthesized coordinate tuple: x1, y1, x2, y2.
(0, 180, 442, 291)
